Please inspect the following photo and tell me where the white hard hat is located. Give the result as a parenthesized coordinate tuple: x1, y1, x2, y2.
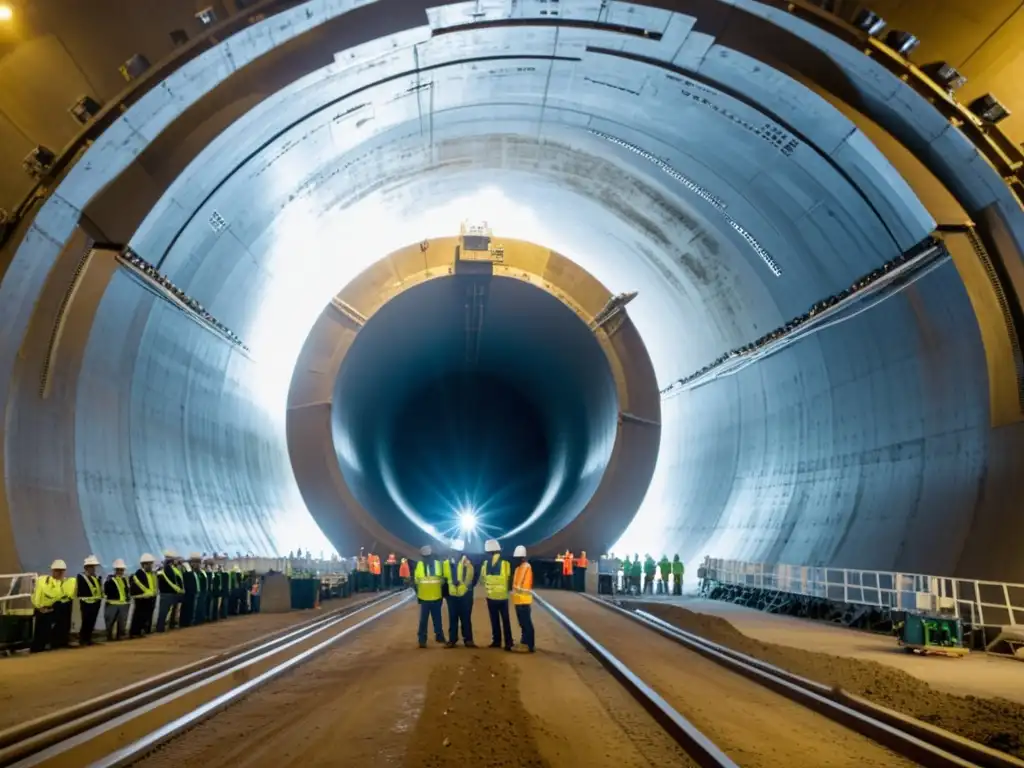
(163, 548, 178, 559)
(513, 545, 527, 557)
(112, 559, 126, 569)
(484, 539, 500, 553)
(420, 545, 432, 556)
(189, 552, 202, 560)
(140, 553, 155, 564)
(50, 559, 67, 570)
(451, 539, 465, 552)
(83, 555, 100, 567)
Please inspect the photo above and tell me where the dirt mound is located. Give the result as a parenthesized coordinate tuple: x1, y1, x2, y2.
(638, 602, 1024, 758)
(404, 651, 547, 768)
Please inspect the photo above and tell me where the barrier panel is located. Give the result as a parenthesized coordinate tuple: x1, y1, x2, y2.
(702, 557, 1024, 627)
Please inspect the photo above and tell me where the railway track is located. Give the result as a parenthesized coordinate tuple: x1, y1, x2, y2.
(535, 591, 1024, 768)
(0, 590, 412, 768)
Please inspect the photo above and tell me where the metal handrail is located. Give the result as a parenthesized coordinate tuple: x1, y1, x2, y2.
(703, 556, 1024, 627)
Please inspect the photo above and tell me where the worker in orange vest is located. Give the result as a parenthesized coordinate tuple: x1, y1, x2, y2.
(561, 550, 574, 591)
(369, 553, 382, 591)
(511, 546, 535, 653)
(385, 552, 398, 588)
(399, 557, 411, 585)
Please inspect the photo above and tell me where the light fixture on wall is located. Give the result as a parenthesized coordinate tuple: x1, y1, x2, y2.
(969, 94, 1011, 125)
(920, 62, 967, 93)
(852, 8, 886, 36)
(884, 30, 920, 57)
(0, 4, 13, 22)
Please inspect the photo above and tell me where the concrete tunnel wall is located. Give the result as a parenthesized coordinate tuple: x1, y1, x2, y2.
(1, 0, 1023, 579)
(286, 239, 662, 558)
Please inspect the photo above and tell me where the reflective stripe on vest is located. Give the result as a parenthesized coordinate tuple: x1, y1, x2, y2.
(133, 571, 157, 598)
(512, 562, 533, 605)
(159, 567, 185, 594)
(80, 574, 102, 604)
(108, 576, 129, 605)
(415, 560, 443, 601)
(481, 557, 510, 600)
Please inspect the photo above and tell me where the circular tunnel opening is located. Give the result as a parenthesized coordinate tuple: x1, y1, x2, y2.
(332, 273, 620, 551)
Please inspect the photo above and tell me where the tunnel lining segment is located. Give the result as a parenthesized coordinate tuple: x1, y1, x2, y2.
(287, 238, 660, 557)
(1, 0, 1023, 578)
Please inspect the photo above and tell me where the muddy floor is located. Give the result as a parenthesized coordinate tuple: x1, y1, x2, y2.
(137, 596, 693, 768)
(543, 591, 912, 768)
(637, 601, 1024, 758)
(0, 592, 387, 731)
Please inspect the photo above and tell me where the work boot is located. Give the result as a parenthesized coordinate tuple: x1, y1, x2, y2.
(504, 645, 513, 652)
(488, 642, 501, 649)
(419, 641, 427, 648)
(464, 641, 476, 648)
(435, 635, 446, 644)
(445, 641, 458, 649)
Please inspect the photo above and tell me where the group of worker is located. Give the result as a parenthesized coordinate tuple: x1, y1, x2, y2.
(413, 538, 535, 653)
(29, 550, 259, 653)
(350, 549, 411, 591)
(601, 553, 684, 595)
(556, 550, 588, 590)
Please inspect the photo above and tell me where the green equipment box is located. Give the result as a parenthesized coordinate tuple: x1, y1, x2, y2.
(899, 613, 969, 657)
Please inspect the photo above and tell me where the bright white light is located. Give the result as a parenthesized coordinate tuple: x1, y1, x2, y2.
(458, 509, 477, 532)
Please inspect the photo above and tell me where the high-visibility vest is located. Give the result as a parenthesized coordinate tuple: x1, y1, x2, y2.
(512, 562, 533, 605)
(369, 555, 381, 575)
(159, 566, 185, 594)
(32, 575, 65, 610)
(79, 573, 103, 604)
(443, 557, 474, 597)
(575, 554, 588, 569)
(106, 575, 129, 605)
(399, 559, 410, 579)
(414, 560, 444, 601)
(61, 577, 76, 601)
(562, 552, 574, 576)
(480, 556, 510, 600)
(132, 570, 157, 598)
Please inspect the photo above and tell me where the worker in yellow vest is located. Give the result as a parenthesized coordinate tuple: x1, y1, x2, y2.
(414, 545, 447, 648)
(104, 559, 131, 641)
(76, 555, 103, 646)
(511, 545, 535, 653)
(30, 559, 68, 653)
(442, 540, 475, 648)
(130, 553, 158, 637)
(480, 539, 513, 651)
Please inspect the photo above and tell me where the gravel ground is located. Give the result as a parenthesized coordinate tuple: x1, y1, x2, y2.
(638, 601, 1024, 758)
(137, 595, 692, 768)
(543, 591, 911, 768)
(0, 592, 387, 731)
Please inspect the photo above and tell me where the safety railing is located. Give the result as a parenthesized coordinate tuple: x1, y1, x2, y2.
(702, 557, 1024, 628)
(0, 573, 36, 614)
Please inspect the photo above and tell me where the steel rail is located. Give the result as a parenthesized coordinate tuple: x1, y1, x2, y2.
(584, 594, 1023, 768)
(631, 607, 1024, 768)
(532, 592, 738, 768)
(0, 589, 410, 767)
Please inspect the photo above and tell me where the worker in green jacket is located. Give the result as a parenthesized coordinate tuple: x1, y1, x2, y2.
(672, 555, 684, 595)
(642, 554, 656, 595)
(657, 555, 671, 595)
(629, 554, 642, 595)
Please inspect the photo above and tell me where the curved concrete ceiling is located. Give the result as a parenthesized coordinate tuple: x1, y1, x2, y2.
(1, 0, 1023, 580)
